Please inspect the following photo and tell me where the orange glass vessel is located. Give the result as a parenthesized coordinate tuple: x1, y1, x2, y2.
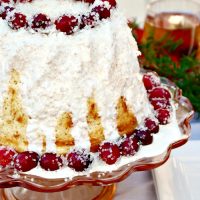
(143, 0, 200, 56)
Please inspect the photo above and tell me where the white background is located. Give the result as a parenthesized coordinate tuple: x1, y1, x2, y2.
(117, 0, 149, 24)
(117, 0, 200, 25)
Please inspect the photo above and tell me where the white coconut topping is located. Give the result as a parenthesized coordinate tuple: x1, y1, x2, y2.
(0, 3, 164, 179)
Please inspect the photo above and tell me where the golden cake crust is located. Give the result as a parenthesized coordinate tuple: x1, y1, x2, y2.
(0, 69, 138, 154)
(0, 69, 28, 152)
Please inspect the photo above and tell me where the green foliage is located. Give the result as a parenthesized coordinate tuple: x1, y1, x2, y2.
(139, 33, 200, 115)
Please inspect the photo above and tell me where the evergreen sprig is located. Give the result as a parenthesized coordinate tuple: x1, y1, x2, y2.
(138, 31, 200, 115)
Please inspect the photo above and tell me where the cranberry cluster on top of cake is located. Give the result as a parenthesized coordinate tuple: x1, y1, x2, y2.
(0, 72, 173, 173)
(0, 0, 116, 34)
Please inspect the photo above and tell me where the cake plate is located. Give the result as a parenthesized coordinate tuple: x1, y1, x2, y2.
(0, 80, 194, 200)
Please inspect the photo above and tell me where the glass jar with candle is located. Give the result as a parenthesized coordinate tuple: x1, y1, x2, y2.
(143, 0, 200, 56)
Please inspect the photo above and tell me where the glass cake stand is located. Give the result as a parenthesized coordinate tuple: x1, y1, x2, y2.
(0, 80, 194, 200)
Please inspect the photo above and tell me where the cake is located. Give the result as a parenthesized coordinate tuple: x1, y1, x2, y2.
(0, 0, 177, 178)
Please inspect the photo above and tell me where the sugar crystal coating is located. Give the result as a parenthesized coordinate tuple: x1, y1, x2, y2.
(156, 109, 171, 125)
(99, 142, 120, 165)
(149, 87, 172, 100)
(40, 153, 63, 171)
(0, 147, 16, 168)
(119, 137, 139, 156)
(14, 151, 39, 172)
(134, 129, 153, 145)
(67, 150, 93, 172)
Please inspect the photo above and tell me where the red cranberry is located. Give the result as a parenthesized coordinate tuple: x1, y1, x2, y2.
(80, 13, 97, 29)
(13, 0, 33, 2)
(83, 0, 95, 3)
(76, 0, 116, 5)
(143, 73, 160, 91)
(102, 0, 116, 7)
(9, 12, 27, 30)
(20, 0, 33, 2)
(119, 137, 139, 156)
(79, 0, 95, 4)
(0, 147, 16, 168)
(40, 153, 63, 171)
(156, 109, 171, 125)
(150, 99, 171, 110)
(31, 13, 51, 30)
(135, 129, 153, 145)
(55, 15, 78, 35)
(0, 0, 11, 3)
(144, 118, 159, 134)
(0, 6, 14, 20)
(67, 150, 93, 172)
(14, 151, 39, 172)
(149, 87, 171, 100)
(75, 0, 95, 3)
(99, 142, 120, 165)
(92, 4, 111, 20)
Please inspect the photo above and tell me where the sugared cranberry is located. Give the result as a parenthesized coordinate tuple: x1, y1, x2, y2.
(76, 0, 116, 5)
(135, 129, 153, 145)
(9, 12, 27, 30)
(0, 6, 14, 20)
(0, 147, 16, 168)
(144, 118, 159, 134)
(92, 4, 111, 20)
(31, 13, 51, 30)
(102, 0, 116, 7)
(80, 13, 97, 29)
(119, 137, 139, 156)
(20, 0, 33, 2)
(67, 150, 93, 172)
(150, 99, 171, 110)
(40, 153, 63, 171)
(143, 73, 160, 91)
(156, 109, 171, 125)
(99, 142, 120, 165)
(0, 0, 11, 3)
(14, 151, 39, 172)
(55, 15, 78, 35)
(13, 0, 33, 2)
(149, 87, 171, 100)
(83, 0, 95, 3)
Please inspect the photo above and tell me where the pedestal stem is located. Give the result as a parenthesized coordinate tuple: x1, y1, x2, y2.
(0, 184, 116, 200)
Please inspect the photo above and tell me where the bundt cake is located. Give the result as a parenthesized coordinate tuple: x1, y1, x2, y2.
(0, 0, 180, 178)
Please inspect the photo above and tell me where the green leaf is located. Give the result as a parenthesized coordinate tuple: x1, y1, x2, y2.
(137, 27, 200, 115)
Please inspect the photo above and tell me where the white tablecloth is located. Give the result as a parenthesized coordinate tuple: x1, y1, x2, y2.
(117, 0, 149, 24)
(115, 171, 157, 200)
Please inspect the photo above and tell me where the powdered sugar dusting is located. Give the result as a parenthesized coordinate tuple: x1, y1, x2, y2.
(15, 0, 89, 19)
